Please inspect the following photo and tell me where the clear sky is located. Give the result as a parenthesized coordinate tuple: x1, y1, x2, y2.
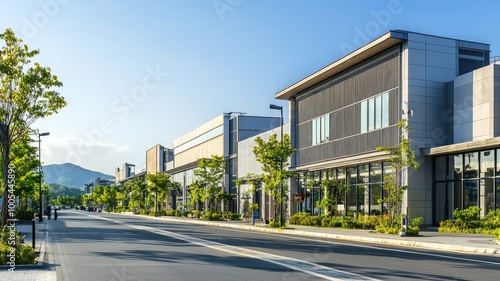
(2, 0, 500, 176)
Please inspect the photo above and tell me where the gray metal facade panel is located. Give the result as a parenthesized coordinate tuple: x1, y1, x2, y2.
(295, 46, 401, 167)
(297, 126, 399, 166)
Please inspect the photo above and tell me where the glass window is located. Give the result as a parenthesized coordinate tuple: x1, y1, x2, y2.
(312, 114, 330, 145)
(496, 149, 500, 175)
(382, 92, 389, 127)
(375, 95, 382, 129)
(358, 185, 368, 216)
(370, 162, 382, 183)
(347, 167, 357, 186)
(453, 181, 463, 212)
(312, 119, 317, 146)
(358, 164, 369, 184)
(435, 156, 447, 181)
(361, 101, 367, 133)
(383, 162, 393, 178)
(496, 178, 500, 210)
(337, 168, 346, 182)
(480, 150, 494, 178)
(368, 98, 374, 131)
(370, 184, 382, 215)
(464, 152, 478, 179)
(463, 180, 478, 208)
(450, 154, 463, 180)
(481, 178, 494, 216)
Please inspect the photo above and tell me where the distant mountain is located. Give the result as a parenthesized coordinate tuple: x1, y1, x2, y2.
(43, 163, 114, 188)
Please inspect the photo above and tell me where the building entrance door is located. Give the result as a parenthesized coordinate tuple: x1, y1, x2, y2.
(435, 182, 453, 225)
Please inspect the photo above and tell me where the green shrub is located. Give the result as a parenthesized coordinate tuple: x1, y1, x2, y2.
(453, 206, 480, 222)
(269, 220, 281, 228)
(192, 210, 201, 219)
(202, 211, 212, 220)
(166, 210, 176, 216)
(14, 208, 35, 220)
(230, 213, 241, 220)
(0, 228, 37, 265)
(182, 210, 192, 218)
(211, 212, 222, 220)
(439, 207, 500, 235)
(375, 224, 400, 234)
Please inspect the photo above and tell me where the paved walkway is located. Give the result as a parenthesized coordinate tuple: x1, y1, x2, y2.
(0, 218, 56, 281)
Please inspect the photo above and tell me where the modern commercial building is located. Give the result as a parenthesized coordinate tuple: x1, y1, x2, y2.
(237, 124, 290, 222)
(167, 113, 280, 212)
(146, 144, 173, 175)
(275, 30, 497, 225)
(114, 162, 137, 185)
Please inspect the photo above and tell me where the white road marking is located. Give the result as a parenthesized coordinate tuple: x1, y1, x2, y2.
(85, 213, 380, 281)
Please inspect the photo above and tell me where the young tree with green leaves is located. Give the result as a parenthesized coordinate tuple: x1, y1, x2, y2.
(253, 133, 295, 226)
(193, 155, 226, 212)
(126, 177, 148, 213)
(316, 179, 346, 216)
(0, 28, 67, 226)
(376, 118, 419, 226)
(146, 172, 178, 216)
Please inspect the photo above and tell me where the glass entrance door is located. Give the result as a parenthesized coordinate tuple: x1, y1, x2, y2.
(435, 182, 453, 224)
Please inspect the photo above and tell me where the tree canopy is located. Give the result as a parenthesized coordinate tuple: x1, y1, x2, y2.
(1, 28, 67, 226)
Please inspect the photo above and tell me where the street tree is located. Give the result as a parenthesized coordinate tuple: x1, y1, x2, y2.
(193, 155, 225, 212)
(0, 28, 67, 226)
(146, 172, 178, 216)
(376, 118, 419, 226)
(127, 177, 147, 213)
(253, 133, 295, 226)
(0, 131, 39, 209)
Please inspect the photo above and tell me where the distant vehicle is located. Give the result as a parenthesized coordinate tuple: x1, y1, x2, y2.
(79, 206, 86, 210)
(65, 206, 70, 210)
(54, 206, 61, 210)
(86, 207, 94, 212)
(97, 208, 102, 213)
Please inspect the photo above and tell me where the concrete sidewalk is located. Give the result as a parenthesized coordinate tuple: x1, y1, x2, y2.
(0, 219, 56, 281)
(131, 214, 500, 256)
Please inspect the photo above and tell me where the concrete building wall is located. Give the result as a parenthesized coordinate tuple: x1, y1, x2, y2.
(174, 135, 225, 167)
(146, 144, 165, 174)
(452, 63, 500, 143)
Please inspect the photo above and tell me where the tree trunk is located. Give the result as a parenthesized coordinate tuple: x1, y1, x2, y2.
(1, 140, 11, 227)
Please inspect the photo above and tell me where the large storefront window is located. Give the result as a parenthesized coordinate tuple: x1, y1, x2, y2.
(434, 150, 500, 224)
(297, 163, 390, 217)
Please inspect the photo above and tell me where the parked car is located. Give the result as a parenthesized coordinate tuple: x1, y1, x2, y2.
(97, 208, 102, 213)
(65, 206, 70, 210)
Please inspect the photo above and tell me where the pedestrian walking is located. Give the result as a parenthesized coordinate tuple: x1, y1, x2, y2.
(47, 206, 51, 220)
(54, 208, 58, 220)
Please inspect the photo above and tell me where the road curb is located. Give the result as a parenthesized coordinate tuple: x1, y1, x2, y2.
(113, 212, 500, 256)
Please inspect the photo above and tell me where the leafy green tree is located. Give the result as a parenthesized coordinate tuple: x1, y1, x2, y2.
(146, 172, 178, 216)
(0, 28, 67, 226)
(252, 133, 295, 226)
(376, 118, 419, 225)
(316, 179, 346, 216)
(0, 132, 39, 209)
(193, 155, 226, 212)
(188, 180, 203, 211)
(127, 177, 147, 213)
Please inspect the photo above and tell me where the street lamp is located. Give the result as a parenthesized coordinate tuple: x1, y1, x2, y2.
(38, 132, 49, 222)
(269, 104, 284, 227)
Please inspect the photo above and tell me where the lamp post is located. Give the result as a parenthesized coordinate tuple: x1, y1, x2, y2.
(269, 104, 284, 227)
(38, 132, 49, 222)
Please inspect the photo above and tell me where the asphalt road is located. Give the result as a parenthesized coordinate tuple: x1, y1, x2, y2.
(45, 210, 500, 281)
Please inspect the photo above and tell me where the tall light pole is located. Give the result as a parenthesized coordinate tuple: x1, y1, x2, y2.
(269, 104, 284, 227)
(38, 132, 49, 222)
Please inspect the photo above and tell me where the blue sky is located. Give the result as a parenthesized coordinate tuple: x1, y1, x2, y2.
(2, 0, 500, 176)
